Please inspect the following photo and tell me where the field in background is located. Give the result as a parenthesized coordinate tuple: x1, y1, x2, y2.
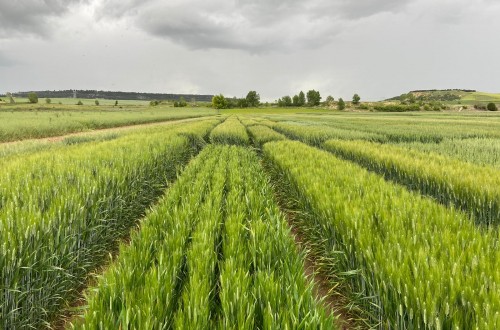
(0, 105, 216, 142)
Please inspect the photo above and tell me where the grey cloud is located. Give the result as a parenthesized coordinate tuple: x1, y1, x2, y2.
(0, 52, 16, 67)
(96, 0, 348, 52)
(328, 0, 413, 19)
(0, 0, 88, 38)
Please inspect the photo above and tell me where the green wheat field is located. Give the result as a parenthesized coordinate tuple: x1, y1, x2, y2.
(1, 105, 500, 329)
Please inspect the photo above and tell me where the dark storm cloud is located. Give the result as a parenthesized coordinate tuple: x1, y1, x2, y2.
(96, 0, 414, 52)
(0, 0, 88, 38)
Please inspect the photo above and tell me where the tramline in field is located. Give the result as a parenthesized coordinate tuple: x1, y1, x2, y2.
(72, 145, 334, 329)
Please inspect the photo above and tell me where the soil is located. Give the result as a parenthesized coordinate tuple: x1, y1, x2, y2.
(284, 212, 364, 330)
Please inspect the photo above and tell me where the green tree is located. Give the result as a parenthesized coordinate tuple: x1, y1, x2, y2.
(237, 98, 248, 108)
(338, 98, 346, 110)
(178, 96, 187, 107)
(298, 91, 306, 106)
(292, 95, 300, 106)
(306, 90, 321, 106)
(282, 95, 292, 107)
(487, 103, 498, 111)
(95, 99, 99, 106)
(77, 100, 83, 105)
(246, 91, 260, 107)
(28, 92, 38, 104)
(45, 98, 51, 104)
(212, 94, 228, 109)
(325, 95, 335, 106)
(114, 100, 118, 106)
(352, 93, 361, 105)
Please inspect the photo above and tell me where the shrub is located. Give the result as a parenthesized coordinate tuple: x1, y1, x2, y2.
(77, 100, 83, 105)
(45, 98, 51, 104)
(487, 103, 498, 111)
(337, 98, 346, 110)
(28, 92, 38, 104)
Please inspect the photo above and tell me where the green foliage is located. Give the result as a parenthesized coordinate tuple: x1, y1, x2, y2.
(395, 138, 500, 168)
(245, 90, 260, 107)
(73, 145, 333, 329)
(246, 124, 285, 146)
(277, 96, 292, 107)
(94, 99, 99, 106)
(292, 94, 300, 106)
(114, 100, 118, 106)
(487, 102, 498, 111)
(76, 100, 83, 105)
(337, 98, 345, 110)
(373, 104, 420, 112)
(272, 121, 385, 145)
(28, 92, 38, 104)
(306, 89, 321, 106)
(264, 140, 500, 329)
(0, 108, 216, 143)
(237, 98, 249, 108)
(324, 139, 500, 225)
(0, 119, 220, 328)
(325, 95, 335, 106)
(352, 93, 360, 105)
(212, 94, 228, 109)
(298, 91, 306, 106)
(45, 98, 51, 104)
(174, 96, 187, 107)
(209, 116, 249, 145)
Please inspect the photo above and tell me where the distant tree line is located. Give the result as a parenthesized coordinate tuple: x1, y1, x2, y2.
(212, 91, 261, 109)
(4, 90, 214, 102)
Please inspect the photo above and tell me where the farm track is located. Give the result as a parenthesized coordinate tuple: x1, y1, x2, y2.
(0, 115, 214, 147)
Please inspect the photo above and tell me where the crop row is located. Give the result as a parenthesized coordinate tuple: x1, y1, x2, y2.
(263, 140, 500, 329)
(394, 137, 500, 168)
(209, 116, 250, 145)
(323, 139, 500, 225)
(270, 121, 386, 145)
(246, 124, 286, 146)
(0, 119, 220, 329)
(72, 145, 334, 329)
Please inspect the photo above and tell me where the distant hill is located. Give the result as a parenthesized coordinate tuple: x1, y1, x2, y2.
(1, 90, 214, 102)
(387, 89, 500, 104)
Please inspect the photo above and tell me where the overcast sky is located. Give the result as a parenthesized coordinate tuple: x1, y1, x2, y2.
(1, 0, 499, 101)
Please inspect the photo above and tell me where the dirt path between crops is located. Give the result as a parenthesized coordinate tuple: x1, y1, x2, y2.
(0, 116, 213, 147)
(284, 211, 364, 330)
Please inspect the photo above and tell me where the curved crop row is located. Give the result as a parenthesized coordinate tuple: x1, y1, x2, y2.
(246, 124, 286, 146)
(263, 140, 500, 329)
(323, 139, 500, 225)
(394, 138, 500, 168)
(73, 145, 334, 329)
(272, 122, 386, 146)
(209, 116, 250, 145)
(0, 119, 220, 329)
